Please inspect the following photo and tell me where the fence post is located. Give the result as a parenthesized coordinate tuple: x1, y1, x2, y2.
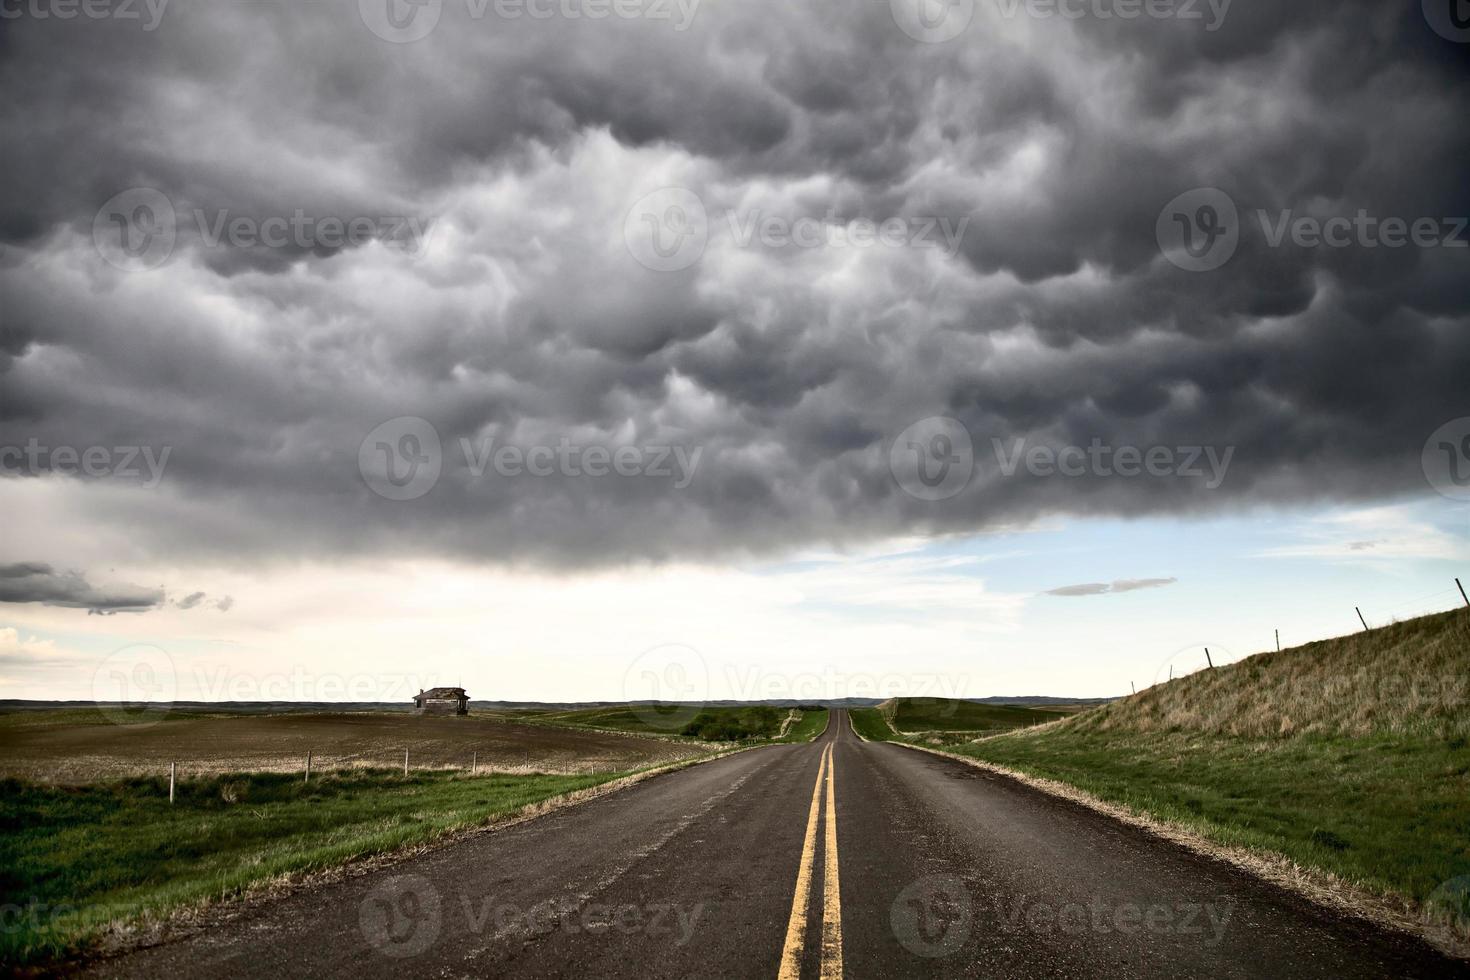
(169, 762, 175, 804)
(1356, 607, 1370, 632)
(404, 749, 409, 776)
(1275, 629, 1280, 652)
(1458, 577, 1469, 609)
(472, 752, 477, 775)
(305, 751, 311, 783)
(1130, 681, 1136, 695)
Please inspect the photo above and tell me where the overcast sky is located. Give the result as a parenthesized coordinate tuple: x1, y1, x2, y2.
(1, 0, 1467, 702)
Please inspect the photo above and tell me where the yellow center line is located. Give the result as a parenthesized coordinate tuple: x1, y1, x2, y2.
(820, 743, 843, 979)
(777, 742, 830, 980)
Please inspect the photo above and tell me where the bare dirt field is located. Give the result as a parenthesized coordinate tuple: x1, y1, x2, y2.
(0, 710, 704, 783)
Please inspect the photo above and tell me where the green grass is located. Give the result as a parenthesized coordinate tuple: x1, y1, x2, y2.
(849, 707, 897, 741)
(778, 709, 829, 742)
(953, 609, 1470, 931)
(532, 704, 796, 741)
(0, 767, 625, 967)
(883, 698, 1063, 735)
(957, 731, 1470, 914)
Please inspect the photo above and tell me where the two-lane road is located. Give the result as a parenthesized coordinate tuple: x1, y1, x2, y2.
(83, 711, 1468, 978)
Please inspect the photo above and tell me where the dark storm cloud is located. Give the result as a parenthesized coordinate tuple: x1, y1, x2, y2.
(0, 0, 1466, 569)
(0, 563, 162, 613)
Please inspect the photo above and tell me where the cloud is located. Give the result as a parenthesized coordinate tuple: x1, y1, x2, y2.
(0, 562, 163, 613)
(0, 2, 1467, 571)
(0, 626, 59, 661)
(1045, 577, 1177, 597)
(174, 591, 207, 610)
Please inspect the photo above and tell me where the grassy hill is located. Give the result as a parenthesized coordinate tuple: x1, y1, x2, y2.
(883, 697, 1066, 733)
(529, 704, 824, 742)
(954, 608, 1470, 948)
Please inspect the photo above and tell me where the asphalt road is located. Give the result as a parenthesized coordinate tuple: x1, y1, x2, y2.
(81, 711, 1468, 979)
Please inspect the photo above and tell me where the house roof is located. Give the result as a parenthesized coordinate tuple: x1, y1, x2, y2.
(415, 687, 469, 699)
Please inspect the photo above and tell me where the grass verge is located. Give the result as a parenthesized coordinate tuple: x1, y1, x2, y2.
(849, 707, 897, 741)
(0, 768, 623, 967)
(778, 709, 829, 742)
(949, 609, 1470, 954)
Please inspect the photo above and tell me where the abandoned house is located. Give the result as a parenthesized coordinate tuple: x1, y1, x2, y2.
(412, 686, 469, 715)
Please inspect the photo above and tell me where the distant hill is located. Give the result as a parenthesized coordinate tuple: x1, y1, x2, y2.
(879, 697, 1066, 734)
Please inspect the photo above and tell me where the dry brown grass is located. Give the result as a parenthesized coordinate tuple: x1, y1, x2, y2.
(1061, 608, 1470, 740)
(0, 711, 702, 783)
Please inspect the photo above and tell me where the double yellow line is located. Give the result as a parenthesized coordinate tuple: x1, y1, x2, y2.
(777, 742, 842, 979)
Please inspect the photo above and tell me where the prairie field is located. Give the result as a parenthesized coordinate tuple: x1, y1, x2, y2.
(0, 709, 700, 784)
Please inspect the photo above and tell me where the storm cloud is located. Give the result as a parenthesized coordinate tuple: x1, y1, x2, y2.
(0, 562, 163, 613)
(0, 0, 1467, 570)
